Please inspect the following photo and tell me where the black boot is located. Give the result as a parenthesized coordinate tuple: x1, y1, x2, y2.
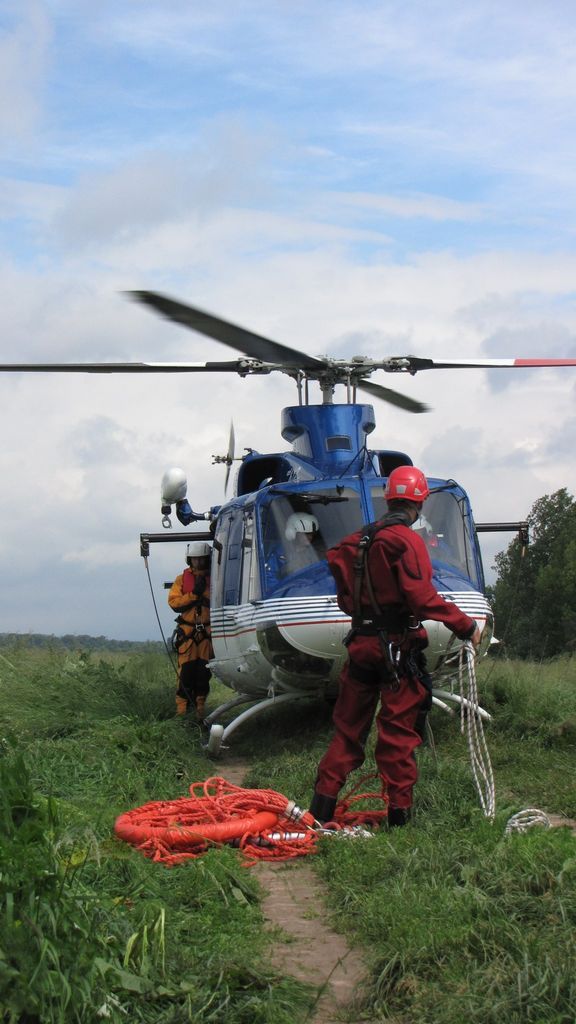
(309, 791, 337, 825)
(388, 806, 411, 829)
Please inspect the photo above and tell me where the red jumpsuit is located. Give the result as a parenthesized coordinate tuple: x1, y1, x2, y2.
(316, 522, 477, 810)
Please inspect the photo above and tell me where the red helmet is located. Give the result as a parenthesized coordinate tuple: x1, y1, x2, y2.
(384, 465, 430, 503)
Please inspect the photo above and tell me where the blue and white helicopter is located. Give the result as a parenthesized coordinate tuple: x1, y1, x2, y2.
(3, 292, 574, 753)
(130, 292, 574, 754)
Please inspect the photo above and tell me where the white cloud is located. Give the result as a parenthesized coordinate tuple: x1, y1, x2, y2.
(54, 120, 278, 246)
(1, 0, 575, 638)
(0, 1, 51, 142)
(326, 191, 485, 222)
(0, 178, 65, 223)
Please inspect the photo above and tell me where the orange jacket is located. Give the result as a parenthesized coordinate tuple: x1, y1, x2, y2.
(168, 569, 213, 664)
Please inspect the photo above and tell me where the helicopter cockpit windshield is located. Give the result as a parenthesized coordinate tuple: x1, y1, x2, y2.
(260, 486, 363, 590)
(371, 484, 481, 589)
(258, 480, 481, 596)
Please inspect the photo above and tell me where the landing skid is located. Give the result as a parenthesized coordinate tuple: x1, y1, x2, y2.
(204, 691, 306, 756)
(202, 686, 490, 757)
(432, 688, 491, 721)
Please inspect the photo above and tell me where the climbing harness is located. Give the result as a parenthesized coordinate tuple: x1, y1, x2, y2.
(171, 619, 209, 655)
(327, 511, 419, 688)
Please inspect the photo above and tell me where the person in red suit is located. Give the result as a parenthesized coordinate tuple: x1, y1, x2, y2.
(309, 465, 481, 828)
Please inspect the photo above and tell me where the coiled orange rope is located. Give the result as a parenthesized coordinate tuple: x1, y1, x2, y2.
(331, 773, 389, 829)
(115, 776, 317, 865)
(114, 775, 389, 865)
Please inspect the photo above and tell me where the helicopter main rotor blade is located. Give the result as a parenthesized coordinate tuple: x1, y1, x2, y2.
(128, 290, 325, 370)
(0, 360, 251, 374)
(402, 356, 576, 372)
(356, 378, 429, 413)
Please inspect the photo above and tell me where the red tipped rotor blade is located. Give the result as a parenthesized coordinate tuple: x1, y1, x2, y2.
(406, 356, 576, 371)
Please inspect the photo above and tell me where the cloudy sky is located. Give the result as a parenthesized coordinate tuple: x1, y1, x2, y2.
(1, 0, 575, 641)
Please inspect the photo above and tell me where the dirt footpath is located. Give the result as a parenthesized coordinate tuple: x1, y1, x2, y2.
(256, 860, 367, 1023)
(221, 759, 369, 1022)
(547, 813, 576, 831)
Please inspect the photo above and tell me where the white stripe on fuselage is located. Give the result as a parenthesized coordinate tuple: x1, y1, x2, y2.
(210, 591, 491, 639)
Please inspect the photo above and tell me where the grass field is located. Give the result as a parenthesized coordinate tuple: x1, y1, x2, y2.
(1, 644, 575, 1023)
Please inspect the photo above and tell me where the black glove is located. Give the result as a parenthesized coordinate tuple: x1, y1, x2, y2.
(193, 575, 207, 596)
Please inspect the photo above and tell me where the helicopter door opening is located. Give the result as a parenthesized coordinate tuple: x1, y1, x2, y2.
(211, 513, 240, 607)
(370, 484, 482, 590)
(211, 507, 261, 654)
(260, 486, 365, 595)
(239, 511, 259, 605)
(212, 512, 240, 655)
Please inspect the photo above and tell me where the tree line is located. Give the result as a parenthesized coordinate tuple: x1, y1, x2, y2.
(0, 633, 163, 653)
(487, 488, 576, 659)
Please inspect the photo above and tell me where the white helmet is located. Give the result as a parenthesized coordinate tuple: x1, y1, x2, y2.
(285, 513, 319, 541)
(413, 514, 434, 534)
(186, 541, 211, 560)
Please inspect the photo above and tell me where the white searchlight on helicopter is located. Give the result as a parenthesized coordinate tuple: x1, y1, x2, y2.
(161, 467, 188, 506)
(160, 467, 214, 529)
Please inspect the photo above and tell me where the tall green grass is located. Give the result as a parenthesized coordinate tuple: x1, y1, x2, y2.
(1, 646, 575, 1023)
(0, 648, 311, 1023)
(243, 655, 576, 1023)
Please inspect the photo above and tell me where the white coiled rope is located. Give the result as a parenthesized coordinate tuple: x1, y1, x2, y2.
(457, 643, 551, 834)
(504, 808, 552, 834)
(458, 641, 496, 820)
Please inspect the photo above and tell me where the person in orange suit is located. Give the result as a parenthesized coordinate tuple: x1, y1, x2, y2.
(168, 541, 213, 719)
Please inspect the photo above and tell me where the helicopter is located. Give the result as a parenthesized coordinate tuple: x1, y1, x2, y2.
(125, 292, 576, 753)
(2, 290, 576, 755)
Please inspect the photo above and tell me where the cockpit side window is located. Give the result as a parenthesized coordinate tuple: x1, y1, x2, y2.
(370, 485, 480, 587)
(413, 492, 479, 585)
